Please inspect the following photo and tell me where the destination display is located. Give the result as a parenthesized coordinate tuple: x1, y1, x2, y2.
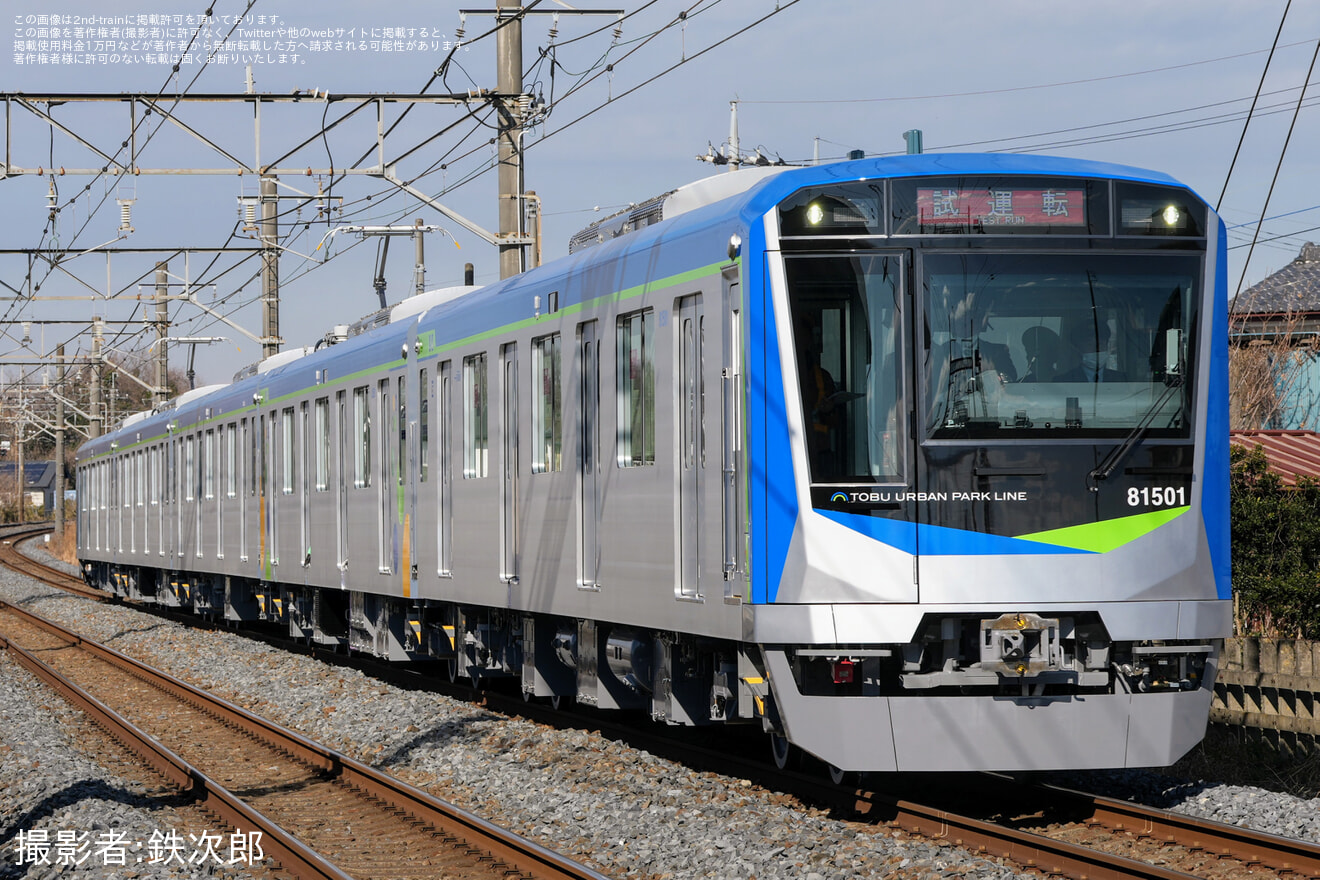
(916, 187, 1088, 227)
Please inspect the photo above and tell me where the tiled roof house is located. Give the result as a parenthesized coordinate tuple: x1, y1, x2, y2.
(1230, 430, 1320, 486)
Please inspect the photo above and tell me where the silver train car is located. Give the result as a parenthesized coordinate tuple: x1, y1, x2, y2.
(77, 153, 1231, 773)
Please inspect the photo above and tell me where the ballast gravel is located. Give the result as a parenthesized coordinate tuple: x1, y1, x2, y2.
(0, 632, 267, 880)
(4, 554, 1319, 880)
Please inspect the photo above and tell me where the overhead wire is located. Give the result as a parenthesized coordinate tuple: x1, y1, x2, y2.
(738, 36, 1320, 106)
(6, 0, 262, 378)
(1218, 0, 1292, 211)
(143, 7, 534, 353)
(11, 2, 525, 372)
(245, 1, 730, 294)
(1232, 36, 1320, 303)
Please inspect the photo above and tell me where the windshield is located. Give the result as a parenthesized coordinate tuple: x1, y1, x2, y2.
(923, 253, 1199, 440)
(786, 254, 905, 483)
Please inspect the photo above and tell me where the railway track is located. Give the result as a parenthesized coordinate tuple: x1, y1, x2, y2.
(6, 532, 1319, 879)
(842, 773, 1320, 880)
(504, 708, 1320, 878)
(460, 672, 1320, 879)
(0, 597, 610, 880)
(0, 523, 108, 599)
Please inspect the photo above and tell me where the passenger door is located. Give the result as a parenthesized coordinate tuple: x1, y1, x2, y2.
(676, 294, 704, 600)
(577, 322, 601, 589)
(501, 342, 519, 583)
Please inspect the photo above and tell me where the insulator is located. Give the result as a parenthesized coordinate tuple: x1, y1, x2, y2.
(118, 200, 133, 231)
(244, 201, 257, 228)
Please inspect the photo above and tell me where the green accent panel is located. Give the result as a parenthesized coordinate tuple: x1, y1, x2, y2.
(1016, 506, 1190, 553)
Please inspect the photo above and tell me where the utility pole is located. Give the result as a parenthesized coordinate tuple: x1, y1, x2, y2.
(89, 317, 103, 440)
(54, 344, 64, 538)
(15, 394, 23, 525)
(414, 218, 426, 298)
(261, 173, 281, 360)
(470, 3, 621, 276)
(154, 262, 169, 408)
(728, 100, 740, 172)
(496, 0, 525, 281)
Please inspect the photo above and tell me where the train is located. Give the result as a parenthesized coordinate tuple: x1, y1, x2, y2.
(76, 152, 1231, 775)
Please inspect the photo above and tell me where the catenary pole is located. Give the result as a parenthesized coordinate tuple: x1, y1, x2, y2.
(496, 0, 526, 280)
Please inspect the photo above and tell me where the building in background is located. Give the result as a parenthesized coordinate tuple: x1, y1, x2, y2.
(0, 461, 56, 515)
(1230, 242, 1320, 429)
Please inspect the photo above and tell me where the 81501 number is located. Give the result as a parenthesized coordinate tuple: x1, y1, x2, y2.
(1127, 486, 1187, 507)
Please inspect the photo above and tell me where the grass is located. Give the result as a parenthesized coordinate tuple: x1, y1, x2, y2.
(47, 522, 79, 566)
(1166, 724, 1320, 798)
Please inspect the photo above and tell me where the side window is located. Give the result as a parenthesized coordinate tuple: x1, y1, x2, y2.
(353, 386, 371, 488)
(378, 378, 392, 490)
(314, 398, 330, 491)
(205, 429, 215, 499)
(226, 422, 237, 497)
(463, 352, 488, 478)
(281, 406, 295, 494)
(184, 435, 196, 501)
(616, 309, 655, 467)
(787, 254, 905, 482)
(419, 368, 430, 483)
(532, 333, 562, 473)
(247, 417, 257, 497)
(397, 374, 407, 486)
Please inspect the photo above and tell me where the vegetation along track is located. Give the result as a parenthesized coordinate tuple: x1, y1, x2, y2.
(0, 598, 610, 880)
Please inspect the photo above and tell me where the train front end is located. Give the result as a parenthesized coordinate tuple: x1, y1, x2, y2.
(746, 155, 1230, 772)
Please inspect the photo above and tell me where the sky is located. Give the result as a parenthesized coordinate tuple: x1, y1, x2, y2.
(4, 0, 1320, 392)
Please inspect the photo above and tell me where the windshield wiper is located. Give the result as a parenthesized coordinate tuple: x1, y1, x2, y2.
(1087, 377, 1183, 492)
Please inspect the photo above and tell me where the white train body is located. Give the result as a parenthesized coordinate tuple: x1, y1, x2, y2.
(78, 154, 1231, 772)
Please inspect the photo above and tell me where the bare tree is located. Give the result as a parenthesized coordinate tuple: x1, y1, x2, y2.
(1229, 309, 1319, 430)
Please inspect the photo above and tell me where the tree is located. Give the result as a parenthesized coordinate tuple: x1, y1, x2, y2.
(1230, 443, 1320, 637)
(1229, 310, 1319, 430)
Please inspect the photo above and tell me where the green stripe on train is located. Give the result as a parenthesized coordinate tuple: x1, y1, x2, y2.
(1015, 506, 1190, 554)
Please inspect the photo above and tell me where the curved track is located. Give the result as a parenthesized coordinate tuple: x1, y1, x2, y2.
(0, 523, 106, 599)
(12, 531, 1319, 879)
(0, 594, 609, 880)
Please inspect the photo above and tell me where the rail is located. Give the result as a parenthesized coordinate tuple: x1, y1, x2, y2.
(0, 599, 611, 880)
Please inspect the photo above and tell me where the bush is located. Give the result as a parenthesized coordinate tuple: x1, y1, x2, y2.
(1231, 444, 1320, 637)
(49, 520, 78, 566)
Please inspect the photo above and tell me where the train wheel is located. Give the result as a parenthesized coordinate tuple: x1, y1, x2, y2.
(445, 656, 461, 684)
(769, 732, 798, 771)
(828, 763, 853, 787)
(550, 693, 572, 711)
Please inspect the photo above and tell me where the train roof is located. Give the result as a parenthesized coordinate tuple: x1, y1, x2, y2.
(78, 152, 1204, 463)
(568, 153, 1196, 254)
